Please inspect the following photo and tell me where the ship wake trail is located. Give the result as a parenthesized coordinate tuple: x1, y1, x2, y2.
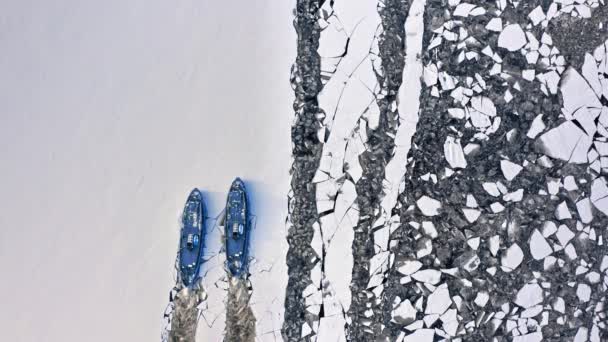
(345, 0, 410, 340)
(164, 286, 205, 342)
(224, 277, 256, 342)
(282, 0, 324, 340)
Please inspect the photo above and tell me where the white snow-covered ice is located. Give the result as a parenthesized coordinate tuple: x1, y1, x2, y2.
(0, 1, 293, 341)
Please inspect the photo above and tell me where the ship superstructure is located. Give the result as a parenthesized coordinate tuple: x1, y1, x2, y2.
(224, 178, 251, 277)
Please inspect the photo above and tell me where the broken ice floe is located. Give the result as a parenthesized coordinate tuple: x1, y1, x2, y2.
(443, 136, 467, 169)
(498, 24, 527, 52)
(501, 243, 524, 272)
(416, 196, 441, 216)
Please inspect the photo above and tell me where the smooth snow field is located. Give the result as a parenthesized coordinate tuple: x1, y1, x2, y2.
(0, 1, 293, 341)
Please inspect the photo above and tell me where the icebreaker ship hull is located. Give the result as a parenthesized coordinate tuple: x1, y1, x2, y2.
(178, 189, 205, 287)
(224, 178, 250, 277)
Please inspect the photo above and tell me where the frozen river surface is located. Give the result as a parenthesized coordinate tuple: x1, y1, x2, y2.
(3, 1, 608, 341)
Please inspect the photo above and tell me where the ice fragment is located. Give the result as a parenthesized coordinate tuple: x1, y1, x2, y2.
(403, 329, 435, 342)
(425, 285, 451, 315)
(502, 243, 524, 271)
(501, 160, 523, 181)
(444, 136, 467, 169)
(498, 24, 527, 51)
(397, 260, 422, 276)
(556, 225, 575, 246)
(538, 121, 591, 164)
(576, 283, 591, 302)
(392, 299, 417, 325)
(529, 229, 552, 260)
(417, 196, 441, 216)
(515, 283, 543, 308)
(555, 201, 572, 220)
(412, 269, 442, 284)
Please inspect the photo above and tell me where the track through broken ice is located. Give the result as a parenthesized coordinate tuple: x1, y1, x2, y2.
(284, 0, 608, 341)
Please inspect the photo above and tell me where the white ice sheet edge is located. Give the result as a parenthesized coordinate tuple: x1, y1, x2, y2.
(313, 1, 382, 340)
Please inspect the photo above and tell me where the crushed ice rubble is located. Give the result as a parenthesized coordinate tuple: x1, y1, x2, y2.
(283, 0, 608, 342)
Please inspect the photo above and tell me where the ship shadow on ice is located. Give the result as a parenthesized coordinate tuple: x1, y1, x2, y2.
(182, 181, 285, 279)
(170, 183, 284, 285)
(192, 190, 228, 281)
(239, 179, 285, 266)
